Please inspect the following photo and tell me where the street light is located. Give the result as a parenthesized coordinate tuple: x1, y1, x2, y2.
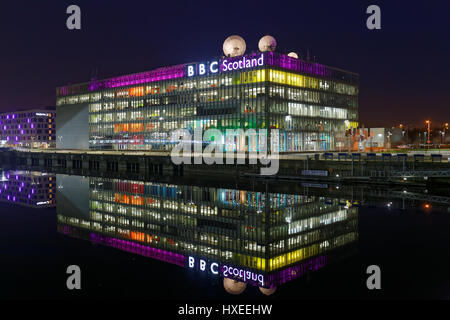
(425, 120, 431, 146)
(444, 123, 449, 144)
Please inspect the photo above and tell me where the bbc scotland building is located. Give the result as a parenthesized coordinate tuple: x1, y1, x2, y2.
(55, 36, 359, 152)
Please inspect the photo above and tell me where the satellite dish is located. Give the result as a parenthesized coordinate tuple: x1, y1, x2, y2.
(288, 52, 299, 59)
(223, 278, 247, 295)
(258, 35, 277, 52)
(223, 35, 246, 57)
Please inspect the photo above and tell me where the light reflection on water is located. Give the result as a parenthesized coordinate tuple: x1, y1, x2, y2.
(1, 169, 450, 299)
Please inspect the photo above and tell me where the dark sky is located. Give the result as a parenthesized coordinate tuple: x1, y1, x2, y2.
(0, 0, 449, 127)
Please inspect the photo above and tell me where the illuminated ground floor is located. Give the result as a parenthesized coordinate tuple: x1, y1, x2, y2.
(1, 141, 55, 149)
(90, 130, 344, 152)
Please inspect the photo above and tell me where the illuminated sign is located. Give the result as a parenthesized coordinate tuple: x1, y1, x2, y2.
(221, 53, 264, 72)
(186, 60, 219, 77)
(188, 256, 265, 286)
(186, 53, 264, 77)
(35, 113, 50, 117)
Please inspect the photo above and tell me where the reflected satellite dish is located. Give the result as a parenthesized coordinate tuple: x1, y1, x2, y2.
(258, 35, 277, 52)
(288, 52, 299, 59)
(223, 35, 246, 57)
(223, 278, 247, 295)
(259, 286, 277, 296)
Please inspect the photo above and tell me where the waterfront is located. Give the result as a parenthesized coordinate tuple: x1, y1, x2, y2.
(2, 148, 450, 188)
(1, 169, 450, 299)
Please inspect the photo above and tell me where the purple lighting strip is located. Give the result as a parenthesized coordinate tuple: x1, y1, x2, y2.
(58, 65, 186, 96)
(89, 64, 186, 91)
(265, 255, 327, 287)
(89, 233, 186, 267)
(265, 52, 330, 77)
(57, 52, 357, 96)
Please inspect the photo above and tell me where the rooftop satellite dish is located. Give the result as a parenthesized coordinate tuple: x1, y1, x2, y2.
(258, 35, 277, 52)
(288, 52, 299, 59)
(223, 35, 246, 57)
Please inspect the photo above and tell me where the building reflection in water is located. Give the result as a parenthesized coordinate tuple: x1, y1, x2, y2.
(56, 174, 358, 295)
(0, 170, 55, 208)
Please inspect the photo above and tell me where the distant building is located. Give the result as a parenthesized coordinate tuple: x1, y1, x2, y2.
(0, 108, 55, 148)
(366, 128, 405, 149)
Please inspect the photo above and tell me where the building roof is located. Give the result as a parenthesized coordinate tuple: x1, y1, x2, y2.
(56, 52, 359, 97)
(0, 106, 55, 115)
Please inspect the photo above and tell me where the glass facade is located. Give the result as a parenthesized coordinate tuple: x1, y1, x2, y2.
(56, 52, 358, 152)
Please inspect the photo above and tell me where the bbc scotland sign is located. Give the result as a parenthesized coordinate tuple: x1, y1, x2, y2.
(187, 61, 219, 77)
(186, 53, 264, 77)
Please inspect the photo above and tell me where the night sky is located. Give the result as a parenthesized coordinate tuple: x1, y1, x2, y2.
(0, 0, 449, 127)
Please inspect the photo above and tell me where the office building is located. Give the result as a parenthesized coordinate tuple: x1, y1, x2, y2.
(56, 36, 359, 151)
